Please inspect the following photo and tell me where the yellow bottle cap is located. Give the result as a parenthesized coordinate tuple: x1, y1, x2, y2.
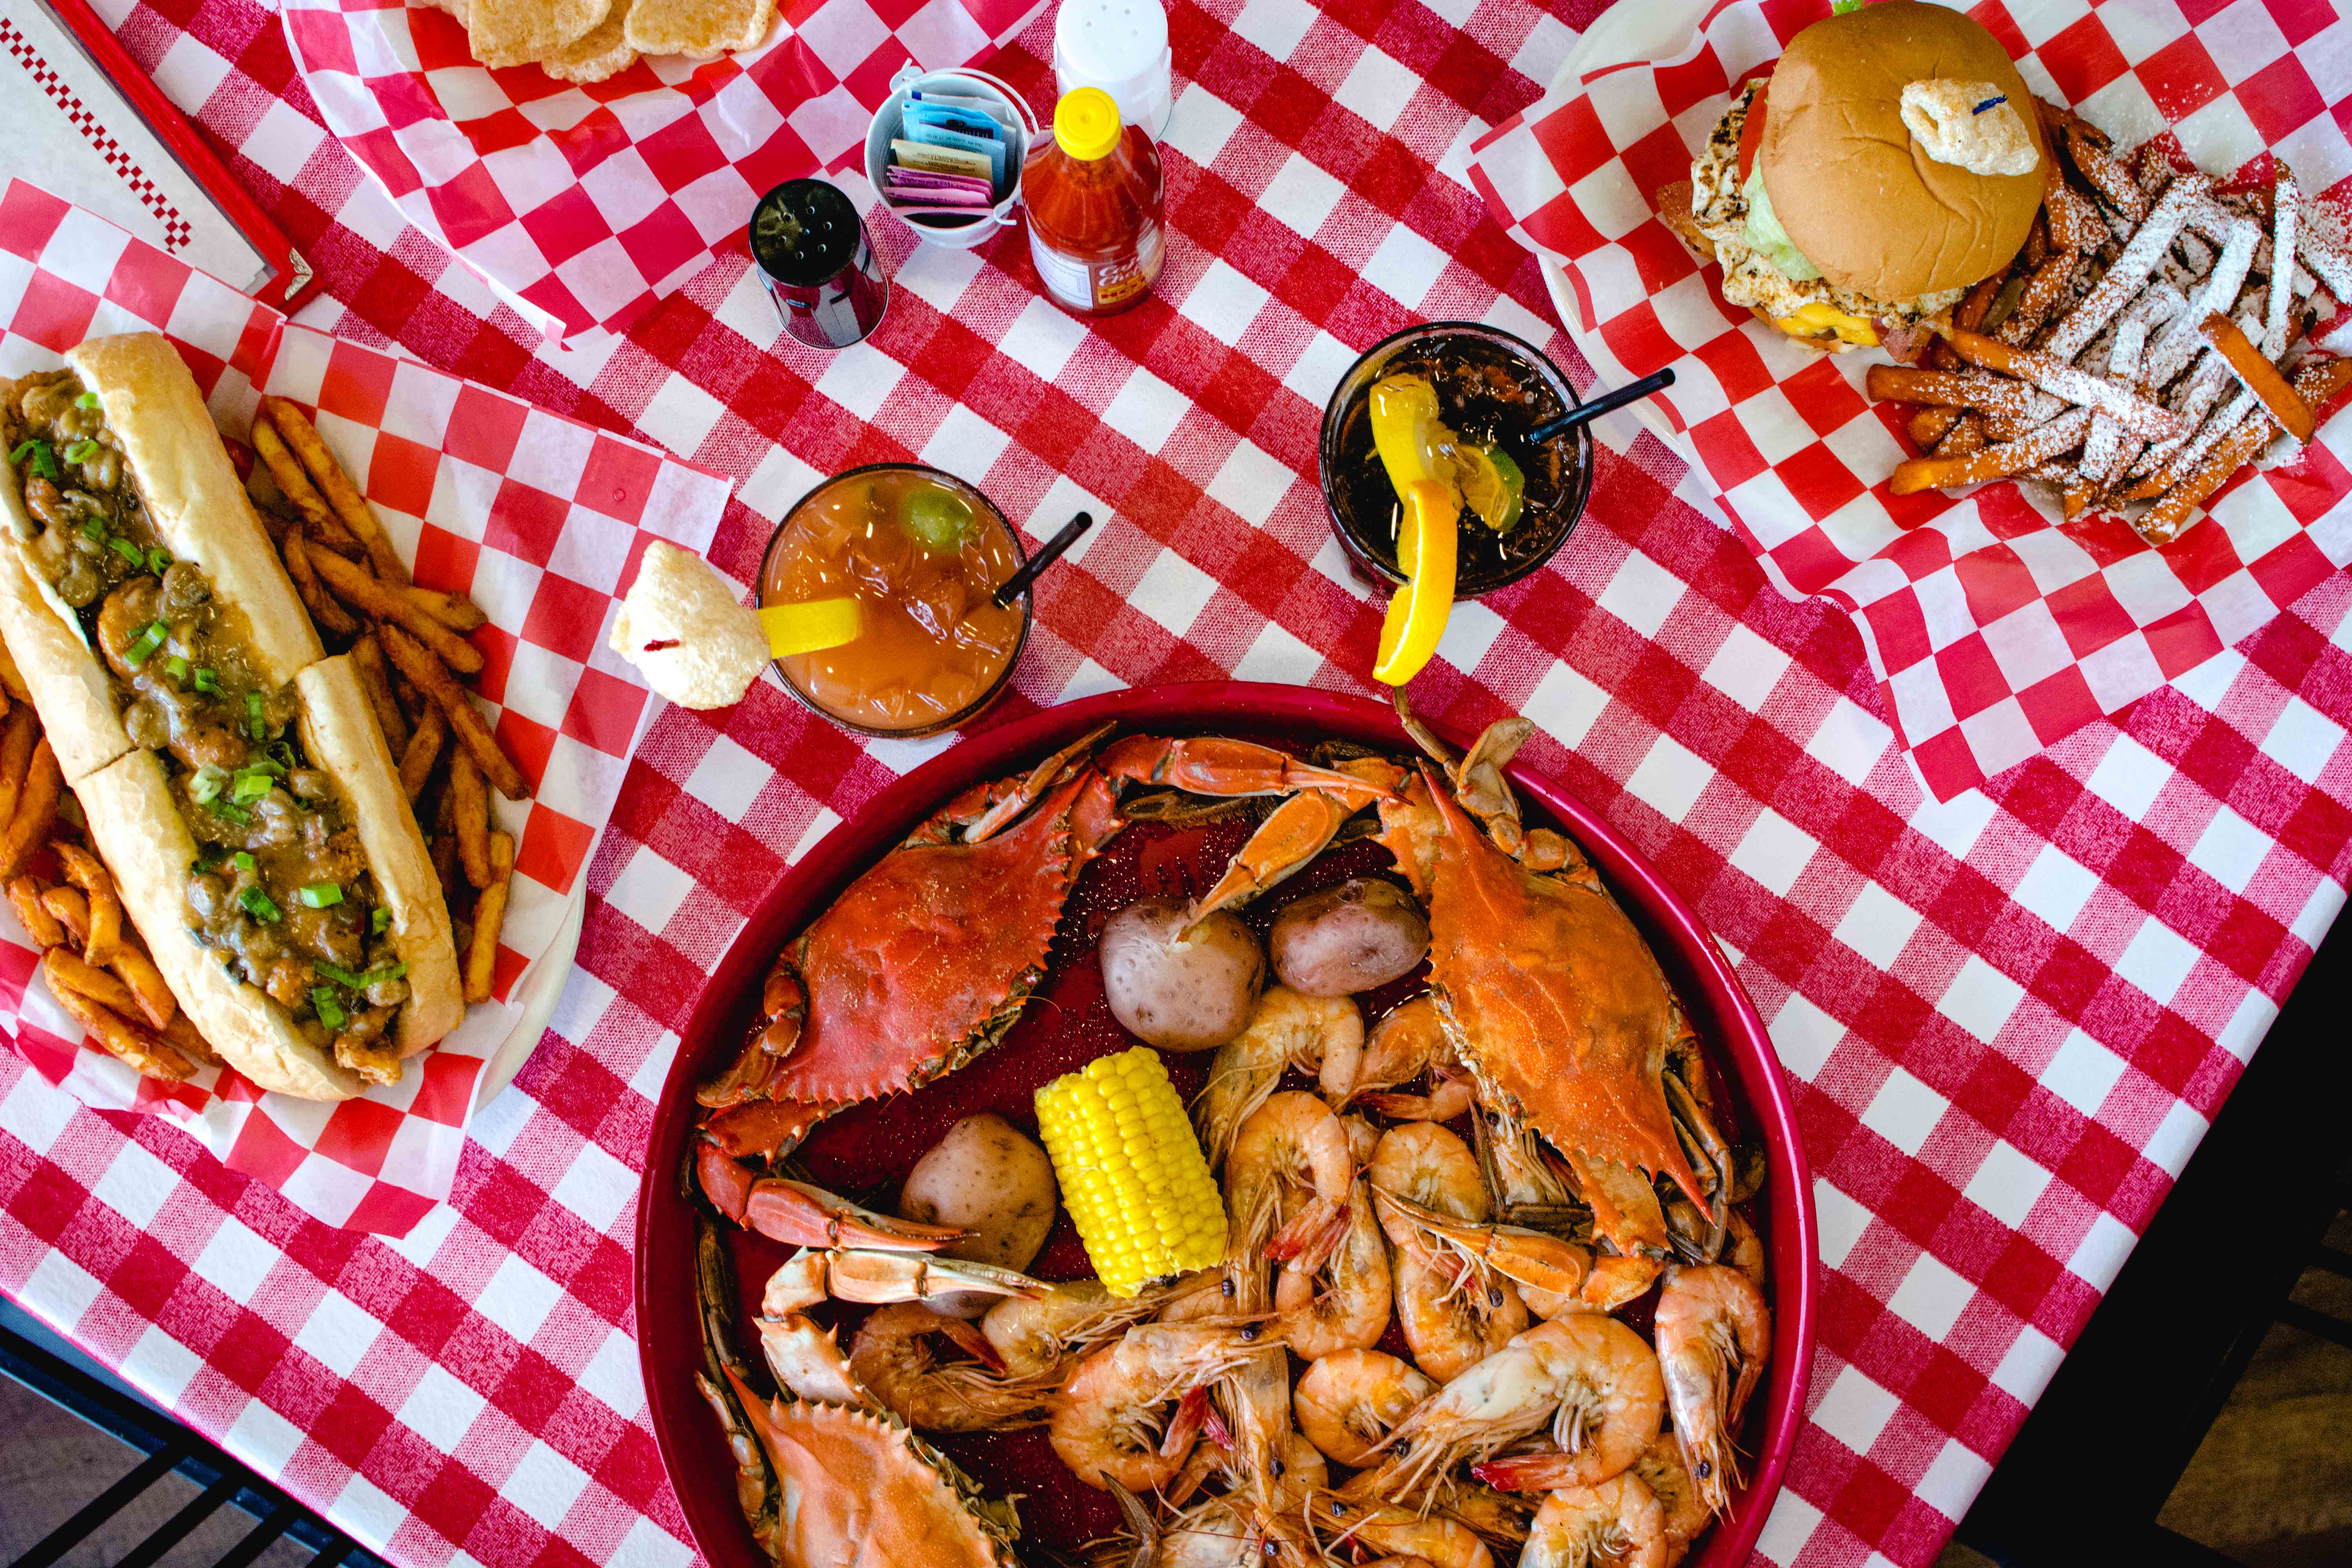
(760, 597, 862, 657)
(1054, 87, 1124, 161)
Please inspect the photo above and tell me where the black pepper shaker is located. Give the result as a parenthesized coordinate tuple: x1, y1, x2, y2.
(750, 179, 890, 350)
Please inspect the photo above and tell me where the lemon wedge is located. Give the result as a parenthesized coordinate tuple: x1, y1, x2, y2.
(1373, 479, 1457, 686)
(760, 597, 862, 657)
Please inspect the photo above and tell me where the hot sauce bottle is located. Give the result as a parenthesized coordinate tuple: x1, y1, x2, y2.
(1022, 87, 1165, 316)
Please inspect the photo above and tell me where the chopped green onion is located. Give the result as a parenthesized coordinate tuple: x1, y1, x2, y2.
(266, 740, 298, 771)
(28, 443, 55, 481)
(247, 691, 266, 740)
(191, 848, 226, 873)
(124, 620, 168, 666)
(147, 548, 171, 576)
(80, 517, 106, 544)
(192, 668, 220, 696)
(209, 798, 249, 825)
(74, 392, 99, 411)
(311, 987, 347, 1029)
(5, 440, 32, 465)
(62, 440, 97, 464)
(297, 883, 342, 909)
(163, 655, 189, 685)
(239, 886, 281, 923)
(242, 753, 286, 777)
(232, 771, 274, 804)
(365, 962, 409, 986)
(108, 536, 146, 568)
(372, 907, 390, 935)
(314, 961, 366, 989)
(188, 763, 229, 804)
(231, 851, 255, 871)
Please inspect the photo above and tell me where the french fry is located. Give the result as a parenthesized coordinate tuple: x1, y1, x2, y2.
(464, 831, 514, 1004)
(403, 585, 489, 633)
(1933, 415, 1987, 459)
(1865, 367, 2017, 408)
(107, 943, 175, 1030)
(47, 969, 192, 1081)
(400, 700, 447, 801)
(451, 748, 492, 889)
(429, 783, 462, 905)
(283, 531, 361, 639)
(1994, 253, 2078, 347)
(40, 886, 87, 946)
(44, 946, 145, 1020)
(2198, 313, 2315, 443)
(0, 704, 38, 830)
(350, 634, 410, 755)
(8, 875, 62, 947)
(162, 1009, 218, 1067)
(379, 626, 528, 799)
(261, 397, 410, 585)
(0, 739, 61, 880)
(52, 840, 122, 968)
(311, 549, 484, 675)
(1907, 407, 1964, 450)
(1942, 328, 2184, 440)
(1954, 276, 2002, 337)
(2141, 414, 2273, 544)
(250, 414, 357, 551)
(1890, 408, 2092, 496)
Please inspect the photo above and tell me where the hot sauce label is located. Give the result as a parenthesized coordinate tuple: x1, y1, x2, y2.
(1029, 218, 1164, 313)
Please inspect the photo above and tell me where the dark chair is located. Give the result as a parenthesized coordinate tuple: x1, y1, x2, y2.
(1956, 917, 2352, 1566)
(0, 1305, 383, 1568)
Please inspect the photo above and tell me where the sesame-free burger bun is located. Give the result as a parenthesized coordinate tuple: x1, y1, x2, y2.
(1759, 0, 2044, 302)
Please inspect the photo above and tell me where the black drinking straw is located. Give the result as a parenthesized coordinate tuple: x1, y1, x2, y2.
(1524, 367, 1677, 444)
(994, 510, 1095, 607)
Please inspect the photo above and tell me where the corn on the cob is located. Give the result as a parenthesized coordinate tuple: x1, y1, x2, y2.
(1034, 1047, 1227, 1298)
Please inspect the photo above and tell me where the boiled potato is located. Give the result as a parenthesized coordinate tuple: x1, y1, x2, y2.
(899, 1114, 1057, 1281)
(1269, 878, 1429, 996)
(1099, 898, 1264, 1051)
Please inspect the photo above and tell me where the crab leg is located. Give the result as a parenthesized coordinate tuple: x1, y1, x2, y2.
(1556, 1151, 1672, 1260)
(1370, 1188, 1594, 1297)
(1186, 791, 1357, 918)
(744, 1178, 971, 1252)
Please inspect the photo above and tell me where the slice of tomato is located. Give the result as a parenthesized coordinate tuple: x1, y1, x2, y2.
(1735, 85, 1768, 185)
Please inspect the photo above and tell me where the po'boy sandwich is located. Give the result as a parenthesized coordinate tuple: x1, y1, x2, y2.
(0, 334, 462, 1100)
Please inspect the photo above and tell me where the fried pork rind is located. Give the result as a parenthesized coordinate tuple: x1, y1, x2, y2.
(609, 541, 769, 711)
(624, 0, 773, 59)
(466, 0, 613, 69)
(540, 0, 638, 82)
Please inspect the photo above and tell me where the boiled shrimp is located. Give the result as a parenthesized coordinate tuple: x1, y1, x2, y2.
(1198, 988, 1363, 1171)
(1274, 1178, 1392, 1358)
(1394, 1247, 1532, 1382)
(1345, 996, 1474, 1121)
(1369, 1123, 1489, 1245)
(1312, 1496, 1494, 1568)
(1630, 1432, 1711, 1562)
(1655, 1263, 1769, 1514)
(1226, 1090, 1354, 1258)
(1357, 1315, 1664, 1505)
(982, 1277, 1178, 1381)
(1051, 1323, 1271, 1492)
(1294, 1348, 1434, 1466)
(1520, 1474, 1668, 1568)
(1723, 1209, 1765, 1292)
(849, 1303, 1056, 1432)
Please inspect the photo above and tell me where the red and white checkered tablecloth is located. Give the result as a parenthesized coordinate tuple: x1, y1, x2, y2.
(2, 1, 2350, 1566)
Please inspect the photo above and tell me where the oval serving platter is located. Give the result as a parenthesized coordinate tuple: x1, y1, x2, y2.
(637, 682, 1818, 1568)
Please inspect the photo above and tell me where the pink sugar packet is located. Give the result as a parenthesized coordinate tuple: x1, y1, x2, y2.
(886, 167, 996, 196)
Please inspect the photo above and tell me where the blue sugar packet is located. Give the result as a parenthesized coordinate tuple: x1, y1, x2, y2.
(903, 100, 1002, 140)
(904, 119, 1007, 189)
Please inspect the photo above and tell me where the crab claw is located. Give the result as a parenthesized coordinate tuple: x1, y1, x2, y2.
(819, 1249, 1047, 1307)
(1187, 791, 1359, 918)
(699, 1138, 760, 1225)
(703, 1098, 833, 1163)
(744, 1179, 971, 1252)
(1370, 1187, 1594, 1297)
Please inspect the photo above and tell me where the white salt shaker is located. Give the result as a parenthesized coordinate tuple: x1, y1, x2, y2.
(1053, 0, 1173, 138)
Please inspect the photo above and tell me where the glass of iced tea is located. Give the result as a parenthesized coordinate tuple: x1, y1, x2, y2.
(1319, 322, 1595, 597)
(759, 464, 1032, 737)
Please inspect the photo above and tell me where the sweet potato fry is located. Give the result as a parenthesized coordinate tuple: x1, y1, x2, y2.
(0, 705, 38, 831)
(2199, 313, 2315, 443)
(403, 585, 489, 633)
(261, 397, 410, 585)
(311, 549, 483, 675)
(1907, 407, 1964, 449)
(251, 414, 356, 551)
(107, 943, 175, 1030)
(8, 875, 61, 947)
(400, 701, 446, 802)
(1954, 276, 2002, 337)
(1943, 328, 2183, 440)
(2141, 414, 2273, 545)
(1933, 415, 1987, 458)
(40, 886, 87, 946)
(1866, 367, 2018, 408)
(1890, 408, 2092, 496)
(44, 946, 144, 1020)
(451, 748, 492, 889)
(47, 969, 192, 1081)
(350, 634, 410, 755)
(0, 739, 61, 880)
(379, 627, 528, 799)
(53, 840, 122, 967)
(464, 831, 515, 1005)
(284, 531, 361, 639)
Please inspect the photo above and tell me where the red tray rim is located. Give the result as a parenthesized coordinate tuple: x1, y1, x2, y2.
(632, 681, 1819, 1568)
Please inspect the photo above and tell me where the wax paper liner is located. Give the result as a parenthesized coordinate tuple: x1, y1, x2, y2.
(0, 183, 731, 1234)
(277, 0, 1049, 339)
(1466, 0, 2352, 800)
